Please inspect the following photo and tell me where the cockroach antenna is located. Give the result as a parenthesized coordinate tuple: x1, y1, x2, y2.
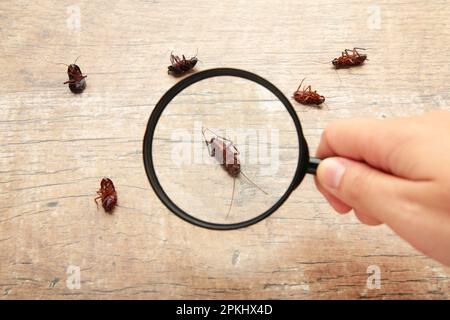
(310, 60, 342, 84)
(311, 60, 333, 65)
(44, 59, 69, 67)
(194, 48, 204, 65)
(73, 55, 81, 65)
(240, 170, 268, 195)
(225, 178, 236, 220)
(334, 68, 342, 85)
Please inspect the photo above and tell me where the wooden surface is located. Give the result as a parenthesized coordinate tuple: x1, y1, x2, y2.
(1, 0, 449, 299)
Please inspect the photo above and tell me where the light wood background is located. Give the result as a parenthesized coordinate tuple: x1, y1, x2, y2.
(1, 0, 449, 299)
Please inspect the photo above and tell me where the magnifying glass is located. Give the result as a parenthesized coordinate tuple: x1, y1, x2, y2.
(143, 68, 322, 230)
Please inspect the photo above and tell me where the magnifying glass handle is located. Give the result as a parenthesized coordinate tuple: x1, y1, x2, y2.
(307, 157, 322, 175)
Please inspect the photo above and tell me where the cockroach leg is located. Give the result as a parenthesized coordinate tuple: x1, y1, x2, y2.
(94, 195, 101, 209)
(231, 144, 239, 156)
(297, 78, 306, 92)
(344, 49, 358, 58)
(201, 127, 213, 156)
(348, 49, 359, 57)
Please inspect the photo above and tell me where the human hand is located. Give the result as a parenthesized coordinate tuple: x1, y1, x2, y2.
(315, 111, 450, 266)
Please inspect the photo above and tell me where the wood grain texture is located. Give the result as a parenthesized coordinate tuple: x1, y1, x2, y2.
(1, 0, 449, 299)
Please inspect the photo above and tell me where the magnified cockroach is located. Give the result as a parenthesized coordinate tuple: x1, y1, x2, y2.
(293, 78, 325, 106)
(168, 51, 198, 76)
(62, 56, 87, 93)
(95, 178, 117, 213)
(332, 47, 367, 69)
(202, 127, 267, 220)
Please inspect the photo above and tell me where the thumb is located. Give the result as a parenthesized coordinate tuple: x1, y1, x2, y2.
(316, 157, 409, 225)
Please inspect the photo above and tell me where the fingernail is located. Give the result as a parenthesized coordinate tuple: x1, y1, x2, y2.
(318, 158, 346, 189)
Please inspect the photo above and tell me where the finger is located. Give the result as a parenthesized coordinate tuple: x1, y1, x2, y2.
(316, 157, 415, 224)
(316, 117, 416, 177)
(314, 177, 352, 214)
(354, 210, 383, 226)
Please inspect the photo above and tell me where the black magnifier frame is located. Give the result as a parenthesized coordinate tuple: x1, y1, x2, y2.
(143, 68, 321, 230)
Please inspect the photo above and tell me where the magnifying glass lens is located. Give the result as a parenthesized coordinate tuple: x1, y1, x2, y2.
(152, 75, 301, 225)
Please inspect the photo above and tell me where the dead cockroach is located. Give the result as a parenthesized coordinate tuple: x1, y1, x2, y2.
(62, 56, 87, 93)
(292, 78, 325, 106)
(332, 47, 367, 69)
(95, 178, 117, 213)
(202, 127, 267, 220)
(167, 51, 198, 76)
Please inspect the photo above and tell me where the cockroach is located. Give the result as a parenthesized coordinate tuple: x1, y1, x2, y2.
(292, 78, 325, 106)
(95, 178, 117, 213)
(202, 127, 267, 220)
(62, 56, 87, 93)
(167, 51, 198, 76)
(332, 47, 367, 69)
